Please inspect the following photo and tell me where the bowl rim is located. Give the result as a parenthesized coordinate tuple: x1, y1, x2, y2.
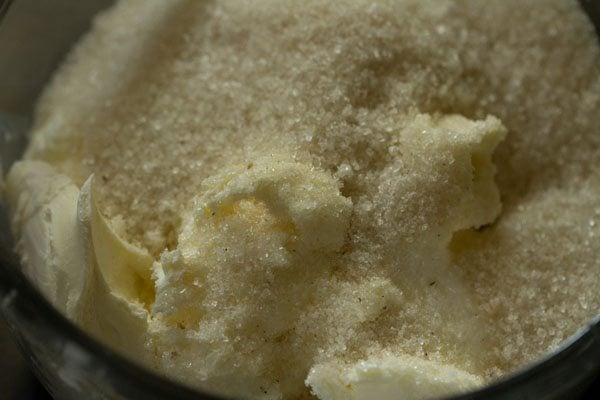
(2, 219, 599, 399)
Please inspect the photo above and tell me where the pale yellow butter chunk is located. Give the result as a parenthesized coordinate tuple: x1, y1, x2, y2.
(373, 113, 505, 305)
(78, 177, 152, 362)
(5, 164, 153, 362)
(196, 157, 353, 253)
(307, 352, 483, 400)
(409, 114, 506, 230)
(5, 161, 88, 319)
(149, 158, 353, 398)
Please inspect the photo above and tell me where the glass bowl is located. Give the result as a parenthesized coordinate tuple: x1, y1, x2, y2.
(1, 0, 599, 399)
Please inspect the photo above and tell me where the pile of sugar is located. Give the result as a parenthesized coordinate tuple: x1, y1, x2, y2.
(23, 0, 600, 397)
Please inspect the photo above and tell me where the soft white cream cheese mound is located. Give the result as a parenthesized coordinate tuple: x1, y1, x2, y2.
(4, 0, 600, 399)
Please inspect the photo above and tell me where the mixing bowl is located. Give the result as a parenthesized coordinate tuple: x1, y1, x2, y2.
(1, 0, 599, 398)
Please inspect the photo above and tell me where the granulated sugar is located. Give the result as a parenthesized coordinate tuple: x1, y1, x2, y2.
(12, 0, 600, 398)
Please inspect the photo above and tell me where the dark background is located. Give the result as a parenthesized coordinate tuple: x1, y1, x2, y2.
(0, 317, 50, 400)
